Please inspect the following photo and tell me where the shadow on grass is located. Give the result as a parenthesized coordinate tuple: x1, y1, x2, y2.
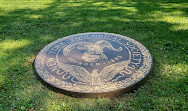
(0, 0, 187, 110)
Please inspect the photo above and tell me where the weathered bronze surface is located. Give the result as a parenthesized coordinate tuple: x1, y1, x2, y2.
(35, 32, 152, 97)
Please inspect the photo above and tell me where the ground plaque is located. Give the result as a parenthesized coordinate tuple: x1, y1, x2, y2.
(35, 32, 152, 97)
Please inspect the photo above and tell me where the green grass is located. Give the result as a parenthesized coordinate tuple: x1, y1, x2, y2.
(0, 0, 187, 110)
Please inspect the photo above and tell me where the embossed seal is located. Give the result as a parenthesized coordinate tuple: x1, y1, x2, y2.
(34, 32, 152, 97)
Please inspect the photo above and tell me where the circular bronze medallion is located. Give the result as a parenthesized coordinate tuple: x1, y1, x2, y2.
(35, 32, 152, 97)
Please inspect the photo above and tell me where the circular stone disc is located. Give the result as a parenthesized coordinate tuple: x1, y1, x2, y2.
(35, 32, 152, 97)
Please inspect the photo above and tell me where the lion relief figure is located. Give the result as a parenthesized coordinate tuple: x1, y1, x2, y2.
(57, 40, 131, 86)
(63, 40, 122, 62)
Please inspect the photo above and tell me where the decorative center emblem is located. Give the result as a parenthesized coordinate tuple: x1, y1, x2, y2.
(63, 40, 123, 62)
(35, 32, 152, 97)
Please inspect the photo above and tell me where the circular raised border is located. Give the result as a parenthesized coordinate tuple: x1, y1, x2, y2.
(34, 32, 153, 98)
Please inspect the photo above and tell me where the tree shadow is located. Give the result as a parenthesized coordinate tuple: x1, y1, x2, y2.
(0, 0, 187, 110)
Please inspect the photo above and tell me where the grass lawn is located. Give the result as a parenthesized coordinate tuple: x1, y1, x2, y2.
(0, 0, 187, 110)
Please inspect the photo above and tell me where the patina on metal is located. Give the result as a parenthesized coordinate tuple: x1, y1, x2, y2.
(34, 32, 153, 98)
